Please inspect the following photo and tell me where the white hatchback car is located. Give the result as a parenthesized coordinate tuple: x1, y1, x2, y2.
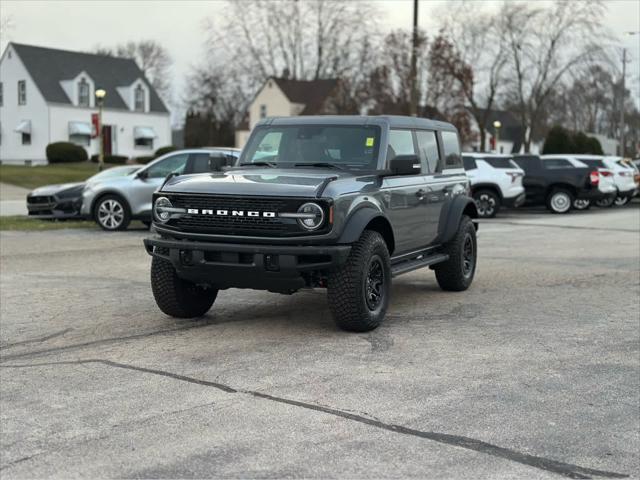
(462, 153, 526, 218)
(602, 156, 637, 205)
(570, 155, 628, 208)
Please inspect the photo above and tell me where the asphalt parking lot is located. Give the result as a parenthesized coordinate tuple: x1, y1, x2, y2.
(1, 205, 638, 479)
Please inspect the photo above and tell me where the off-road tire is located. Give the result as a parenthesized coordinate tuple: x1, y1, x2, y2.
(435, 215, 477, 291)
(151, 256, 218, 318)
(327, 230, 391, 332)
(473, 189, 500, 218)
(546, 188, 574, 214)
(94, 194, 131, 231)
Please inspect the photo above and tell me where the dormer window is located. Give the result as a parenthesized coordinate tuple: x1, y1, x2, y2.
(134, 84, 145, 112)
(78, 79, 90, 107)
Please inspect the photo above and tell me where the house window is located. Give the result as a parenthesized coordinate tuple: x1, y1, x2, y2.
(134, 85, 145, 112)
(260, 104, 267, 119)
(78, 79, 90, 107)
(18, 80, 26, 105)
(135, 137, 153, 149)
(22, 133, 31, 145)
(69, 134, 90, 146)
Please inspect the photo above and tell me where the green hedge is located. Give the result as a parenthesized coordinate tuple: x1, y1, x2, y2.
(90, 154, 129, 165)
(543, 126, 604, 155)
(46, 142, 88, 163)
(154, 145, 177, 157)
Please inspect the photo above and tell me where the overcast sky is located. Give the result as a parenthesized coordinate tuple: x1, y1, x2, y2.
(1, 0, 638, 120)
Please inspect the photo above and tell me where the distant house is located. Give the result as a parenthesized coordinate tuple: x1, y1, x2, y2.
(235, 76, 339, 148)
(0, 43, 171, 164)
(464, 109, 544, 154)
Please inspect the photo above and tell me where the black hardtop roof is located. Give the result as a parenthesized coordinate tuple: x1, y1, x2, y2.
(257, 115, 457, 132)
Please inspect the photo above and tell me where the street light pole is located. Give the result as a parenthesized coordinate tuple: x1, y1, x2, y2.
(493, 120, 502, 153)
(95, 89, 106, 171)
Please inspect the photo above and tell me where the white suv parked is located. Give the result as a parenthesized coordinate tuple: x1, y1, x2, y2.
(603, 156, 637, 205)
(462, 153, 526, 218)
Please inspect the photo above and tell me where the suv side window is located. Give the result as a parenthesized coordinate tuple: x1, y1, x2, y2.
(543, 158, 573, 169)
(146, 153, 189, 178)
(387, 129, 415, 162)
(462, 156, 477, 170)
(415, 130, 440, 174)
(441, 131, 462, 169)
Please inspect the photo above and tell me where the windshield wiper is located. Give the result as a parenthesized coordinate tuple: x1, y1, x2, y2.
(239, 161, 276, 168)
(294, 162, 344, 170)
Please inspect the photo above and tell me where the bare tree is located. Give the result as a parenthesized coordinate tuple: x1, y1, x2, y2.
(94, 40, 172, 102)
(430, 2, 508, 151)
(204, 0, 378, 89)
(500, 0, 608, 151)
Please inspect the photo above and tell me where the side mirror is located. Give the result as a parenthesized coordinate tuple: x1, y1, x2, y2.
(136, 169, 148, 180)
(388, 155, 421, 176)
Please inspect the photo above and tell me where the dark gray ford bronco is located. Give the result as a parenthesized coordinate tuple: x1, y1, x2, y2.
(144, 116, 478, 331)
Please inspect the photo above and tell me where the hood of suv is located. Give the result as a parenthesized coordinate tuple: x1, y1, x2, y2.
(161, 168, 358, 198)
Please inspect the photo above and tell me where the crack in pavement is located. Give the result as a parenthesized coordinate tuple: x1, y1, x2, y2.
(1, 359, 628, 479)
(0, 328, 73, 351)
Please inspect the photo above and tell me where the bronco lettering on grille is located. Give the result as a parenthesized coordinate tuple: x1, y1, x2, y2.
(186, 208, 276, 218)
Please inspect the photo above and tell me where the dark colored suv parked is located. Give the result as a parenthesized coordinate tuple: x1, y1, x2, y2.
(144, 116, 478, 331)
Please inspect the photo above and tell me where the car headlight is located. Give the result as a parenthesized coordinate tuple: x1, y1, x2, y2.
(154, 196, 173, 223)
(297, 202, 324, 231)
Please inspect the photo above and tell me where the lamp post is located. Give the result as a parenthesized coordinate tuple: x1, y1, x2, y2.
(95, 89, 106, 171)
(493, 120, 502, 153)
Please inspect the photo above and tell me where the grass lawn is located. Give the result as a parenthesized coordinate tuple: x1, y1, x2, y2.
(0, 162, 109, 189)
(0, 215, 97, 231)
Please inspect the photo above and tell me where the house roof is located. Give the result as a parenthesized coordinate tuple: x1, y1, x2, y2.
(8, 43, 168, 113)
(272, 77, 338, 114)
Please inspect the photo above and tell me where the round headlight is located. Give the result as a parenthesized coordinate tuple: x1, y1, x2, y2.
(297, 202, 324, 231)
(154, 196, 173, 223)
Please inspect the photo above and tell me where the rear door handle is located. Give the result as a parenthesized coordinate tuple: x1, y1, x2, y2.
(416, 189, 427, 200)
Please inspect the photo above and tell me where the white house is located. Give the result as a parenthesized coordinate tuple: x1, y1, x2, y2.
(0, 43, 171, 165)
(235, 76, 339, 148)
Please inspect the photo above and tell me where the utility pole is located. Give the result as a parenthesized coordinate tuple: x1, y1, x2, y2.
(409, 0, 419, 117)
(619, 31, 639, 157)
(620, 48, 626, 157)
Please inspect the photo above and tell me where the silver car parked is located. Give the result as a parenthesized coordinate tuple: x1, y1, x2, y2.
(81, 148, 240, 230)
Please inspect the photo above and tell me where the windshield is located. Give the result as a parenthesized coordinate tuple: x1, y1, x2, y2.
(88, 166, 139, 182)
(240, 125, 381, 170)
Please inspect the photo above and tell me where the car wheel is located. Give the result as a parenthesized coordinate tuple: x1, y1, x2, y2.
(546, 188, 573, 214)
(94, 194, 131, 231)
(596, 196, 615, 208)
(613, 196, 630, 206)
(435, 215, 477, 291)
(573, 199, 591, 210)
(327, 230, 391, 332)
(151, 256, 218, 318)
(473, 189, 500, 218)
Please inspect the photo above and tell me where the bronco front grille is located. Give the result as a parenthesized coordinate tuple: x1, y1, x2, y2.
(164, 194, 329, 237)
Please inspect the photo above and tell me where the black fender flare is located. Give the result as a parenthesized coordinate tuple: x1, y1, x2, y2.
(337, 207, 390, 245)
(435, 195, 478, 245)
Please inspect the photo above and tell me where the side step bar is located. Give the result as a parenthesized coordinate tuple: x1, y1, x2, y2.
(391, 253, 449, 277)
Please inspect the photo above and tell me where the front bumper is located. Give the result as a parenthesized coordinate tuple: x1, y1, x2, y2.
(26, 196, 82, 219)
(144, 236, 351, 292)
